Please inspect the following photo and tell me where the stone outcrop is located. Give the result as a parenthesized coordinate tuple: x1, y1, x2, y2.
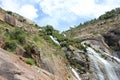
(4, 13, 16, 26)
(16, 45, 26, 56)
(103, 28, 120, 58)
(0, 7, 37, 32)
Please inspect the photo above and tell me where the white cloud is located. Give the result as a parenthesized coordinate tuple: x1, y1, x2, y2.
(0, 0, 38, 20)
(37, 0, 120, 31)
(20, 5, 38, 20)
(0, 0, 20, 12)
(0, 0, 120, 31)
(39, 0, 120, 18)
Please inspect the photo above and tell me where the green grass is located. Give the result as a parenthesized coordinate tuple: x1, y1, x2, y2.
(25, 58, 35, 65)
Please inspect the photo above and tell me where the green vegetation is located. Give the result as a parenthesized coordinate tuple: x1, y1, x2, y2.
(43, 25, 54, 35)
(5, 40, 16, 51)
(6, 11, 12, 15)
(4, 27, 29, 52)
(101, 54, 108, 60)
(99, 8, 120, 20)
(25, 58, 35, 65)
(18, 18, 26, 22)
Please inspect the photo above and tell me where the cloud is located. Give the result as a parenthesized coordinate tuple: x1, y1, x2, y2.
(0, 0, 20, 12)
(37, 0, 120, 31)
(0, 0, 120, 31)
(20, 5, 38, 20)
(0, 0, 38, 20)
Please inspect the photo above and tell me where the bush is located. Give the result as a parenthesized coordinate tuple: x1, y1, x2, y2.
(5, 40, 16, 51)
(24, 44, 35, 57)
(7, 27, 28, 44)
(43, 25, 53, 35)
(6, 11, 12, 15)
(25, 58, 35, 65)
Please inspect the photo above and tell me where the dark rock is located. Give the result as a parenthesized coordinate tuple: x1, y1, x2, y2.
(103, 28, 120, 58)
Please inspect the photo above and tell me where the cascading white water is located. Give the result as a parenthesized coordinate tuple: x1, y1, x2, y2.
(88, 53, 105, 80)
(70, 67, 81, 80)
(49, 36, 60, 45)
(86, 47, 119, 80)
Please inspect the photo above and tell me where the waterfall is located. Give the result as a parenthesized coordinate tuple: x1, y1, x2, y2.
(70, 67, 81, 80)
(86, 47, 119, 80)
(49, 36, 60, 45)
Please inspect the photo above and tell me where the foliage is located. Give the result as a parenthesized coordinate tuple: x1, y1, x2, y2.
(3, 27, 30, 52)
(99, 8, 120, 20)
(25, 58, 35, 65)
(24, 44, 35, 57)
(7, 27, 28, 44)
(19, 18, 26, 22)
(6, 11, 12, 15)
(43, 25, 54, 35)
(52, 30, 66, 42)
(5, 40, 16, 51)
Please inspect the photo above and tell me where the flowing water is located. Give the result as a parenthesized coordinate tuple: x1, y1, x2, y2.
(86, 47, 119, 80)
(49, 36, 60, 45)
(71, 67, 81, 80)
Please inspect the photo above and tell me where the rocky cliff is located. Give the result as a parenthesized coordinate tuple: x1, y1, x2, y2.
(0, 7, 78, 80)
(65, 8, 120, 80)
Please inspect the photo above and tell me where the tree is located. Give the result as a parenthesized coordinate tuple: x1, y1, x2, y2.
(44, 25, 53, 35)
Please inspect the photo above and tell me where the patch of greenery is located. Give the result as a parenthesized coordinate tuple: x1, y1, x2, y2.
(25, 58, 35, 65)
(18, 18, 26, 22)
(101, 54, 108, 60)
(6, 11, 12, 15)
(24, 43, 36, 57)
(5, 40, 16, 51)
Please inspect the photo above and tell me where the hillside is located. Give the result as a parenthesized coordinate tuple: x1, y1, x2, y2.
(0, 7, 78, 80)
(65, 8, 120, 39)
(65, 8, 120, 57)
(64, 7, 120, 80)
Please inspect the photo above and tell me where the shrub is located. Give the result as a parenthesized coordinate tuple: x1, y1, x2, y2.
(25, 58, 35, 65)
(24, 44, 35, 57)
(5, 40, 16, 51)
(43, 25, 53, 35)
(7, 27, 28, 44)
(6, 11, 12, 15)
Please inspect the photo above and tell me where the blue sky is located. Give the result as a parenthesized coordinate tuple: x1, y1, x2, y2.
(0, 0, 120, 31)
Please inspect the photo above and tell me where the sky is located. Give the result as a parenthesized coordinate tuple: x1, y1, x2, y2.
(0, 0, 120, 31)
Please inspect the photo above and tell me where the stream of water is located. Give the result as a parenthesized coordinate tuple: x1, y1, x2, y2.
(86, 47, 119, 80)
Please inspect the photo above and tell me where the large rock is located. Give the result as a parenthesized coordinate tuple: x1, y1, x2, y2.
(103, 28, 120, 58)
(16, 45, 26, 56)
(4, 14, 16, 26)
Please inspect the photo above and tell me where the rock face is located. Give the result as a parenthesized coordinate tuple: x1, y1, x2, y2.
(4, 14, 16, 26)
(0, 48, 78, 80)
(103, 28, 120, 58)
(0, 7, 37, 32)
(0, 48, 53, 80)
(16, 45, 26, 56)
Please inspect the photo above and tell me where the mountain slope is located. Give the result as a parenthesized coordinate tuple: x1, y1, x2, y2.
(64, 7, 120, 80)
(65, 8, 120, 57)
(0, 7, 77, 80)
